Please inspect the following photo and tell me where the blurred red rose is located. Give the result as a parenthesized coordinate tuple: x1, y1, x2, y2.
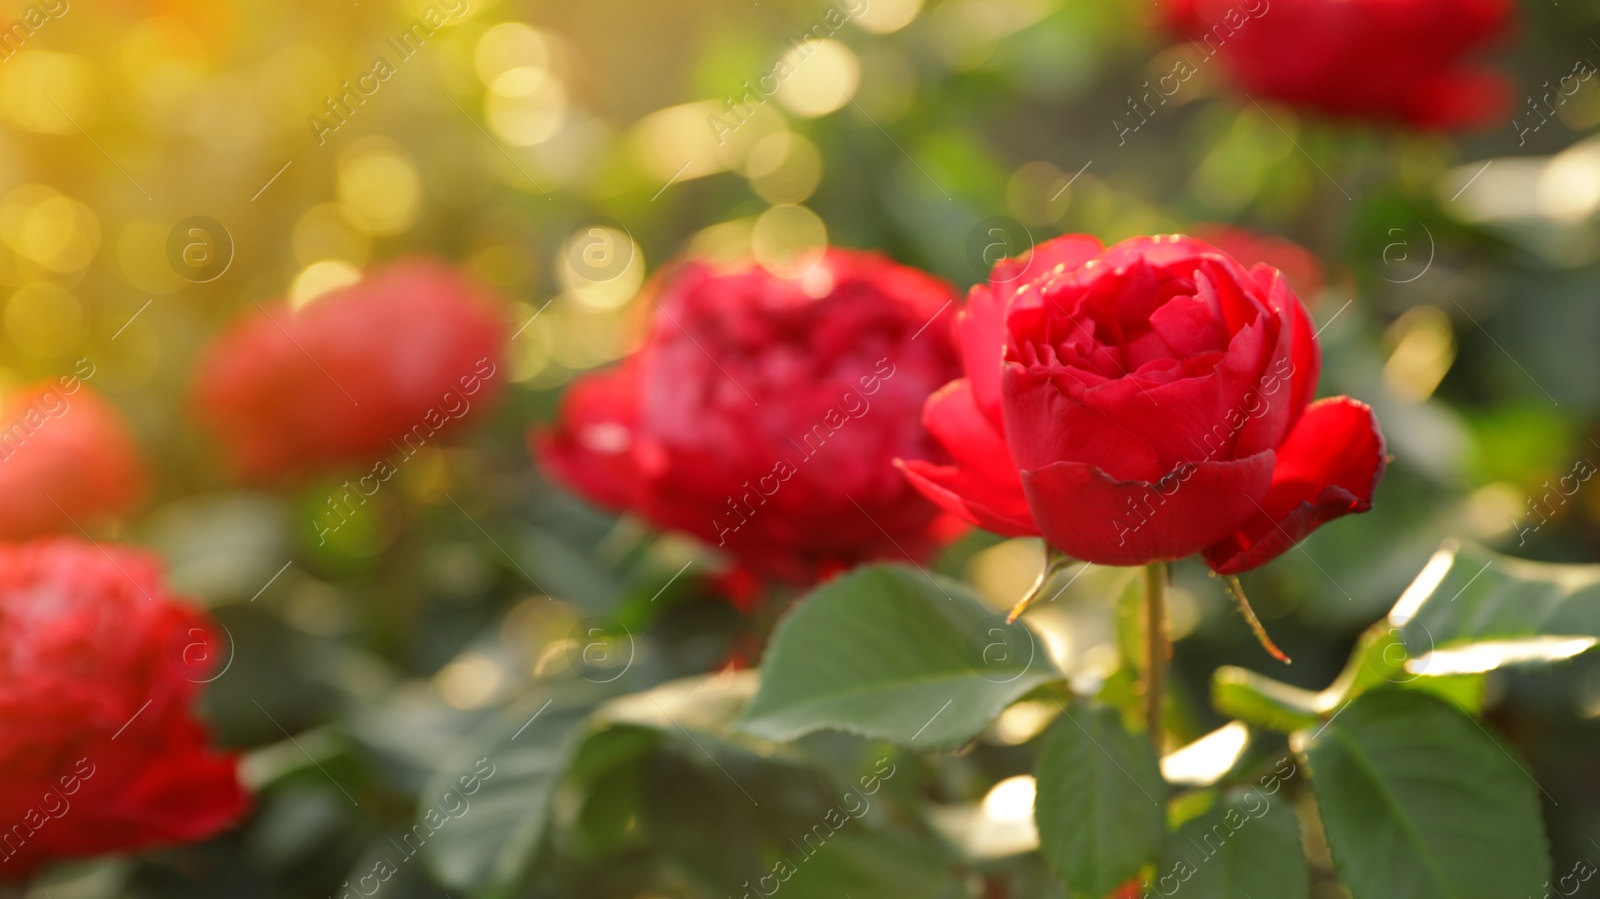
(0, 378, 147, 539)
(194, 258, 506, 480)
(1111, 881, 1145, 899)
(900, 234, 1385, 573)
(0, 538, 249, 878)
(710, 566, 764, 616)
(1191, 224, 1324, 307)
(534, 250, 963, 581)
(1162, 0, 1513, 130)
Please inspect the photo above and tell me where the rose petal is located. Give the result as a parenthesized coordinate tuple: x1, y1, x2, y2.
(532, 362, 643, 511)
(113, 726, 248, 842)
(1101, 234, 1231, 271)
(897, 380, 1037, 537)
(993, 234, 1104, 286)
(964, 235, 1104, 423)
(1229, 273, 1306, 458)
(899, 460, 1039, 539)
(959, 283, 1010, 424)
(1201, 226, 1326, 303)
(1148, 293, 1231, 358)
(1021, 450, 1276, 567)
(1276, 270, 1321, 435)
(1193, 256, 1267, 336)
(1005, 313, 1275, 477)
(1406, 66, 1512, 131)
(1204, 397, 1387, 575)
(1000, 361, 1164, 481)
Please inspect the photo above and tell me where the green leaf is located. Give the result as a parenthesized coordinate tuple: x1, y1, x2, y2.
(1157, 786, 1308, 899)
(598, 669, 761, 735)
(1159, 722, 1253, 789)
(1211, 666, 1321, 733)
(1035, 702, 1167, 897)
(420, 693, 597, 897)
(1316, 621, 1486, 712)
(771, 825, 957, 899)
(1389, 540, 1600, 674)
(599, 670, 836, 777)
(1303, 690, 1549, 899)
(738, 564, 1060, 750)
(591, 672, 877, 893)
(1210, 535, 1600, 736)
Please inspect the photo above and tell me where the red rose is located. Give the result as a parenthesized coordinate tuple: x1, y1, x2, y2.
(899, 234, 1385, 573)
(1162, 0, 1512, 130)
(0, 538, 249, 878)
(534, 250, 963, 581)
(1190, 224, 1324, 307)
(0, 382, 147, 539)
(194, 258, 506, 480)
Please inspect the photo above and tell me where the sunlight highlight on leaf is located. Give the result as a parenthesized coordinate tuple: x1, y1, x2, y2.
(1160, 721, 1250, 787)
(1408, 636, 1598, 676)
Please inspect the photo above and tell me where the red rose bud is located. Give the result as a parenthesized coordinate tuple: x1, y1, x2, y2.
(534, 250, 963, 581)
(900, 234, 1386, 574)
(194, 258, 506, 480)
(0, 381, 147, 539)
(0, 539, 250, 878)
(1160, 0, 1512, 130)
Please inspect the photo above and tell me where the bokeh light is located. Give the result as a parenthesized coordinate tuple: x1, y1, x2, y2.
(751, 203, 827, 277)
(774, 39, 859, 118)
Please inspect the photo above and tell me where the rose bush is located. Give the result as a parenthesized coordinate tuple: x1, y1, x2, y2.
(0, 539, 249, 878)
(900, 234, 1386, 572)
(1162, 0, 1513, 130)
(194, 258, 506, 480)
(0, 381, 147, 540)
(535, 250, 963, 581)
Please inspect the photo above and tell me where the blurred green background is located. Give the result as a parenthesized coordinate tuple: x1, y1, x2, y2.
(3, 0, 1600, 894)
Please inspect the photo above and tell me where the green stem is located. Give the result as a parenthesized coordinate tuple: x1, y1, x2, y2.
(1144, 562, 1168, 748)
(1005, 546, 1073, 623)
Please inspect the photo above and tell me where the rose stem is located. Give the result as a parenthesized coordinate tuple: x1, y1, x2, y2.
(1144, 562, 1169, 749)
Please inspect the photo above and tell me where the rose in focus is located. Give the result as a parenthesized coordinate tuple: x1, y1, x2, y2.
(536, 250, 963, 581)
(194, 258, 506, 480)
(0, 539, 249, 878)
(900, 234, 1385, 573)
(1162, 0, 1513, 130)
(0, 373, 147, 540)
